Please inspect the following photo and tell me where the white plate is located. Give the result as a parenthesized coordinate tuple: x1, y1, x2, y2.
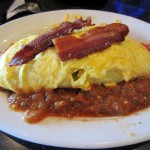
(0, 9, 150, 149)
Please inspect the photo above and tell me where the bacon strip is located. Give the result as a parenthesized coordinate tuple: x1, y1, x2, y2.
(9, 17, 93, 66)
(53, 23, 129, 61)
(81, 23, 129, 37)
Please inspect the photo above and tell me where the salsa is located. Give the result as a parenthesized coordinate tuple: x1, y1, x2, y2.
(8, 75, 150, 123)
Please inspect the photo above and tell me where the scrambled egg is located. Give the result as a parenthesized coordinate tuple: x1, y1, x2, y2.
(0, 28, 150, 93)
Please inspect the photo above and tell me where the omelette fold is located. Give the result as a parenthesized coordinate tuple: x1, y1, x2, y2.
(0, 27, 150, 94)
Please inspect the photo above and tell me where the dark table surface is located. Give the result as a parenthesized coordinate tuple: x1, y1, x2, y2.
(0, 0, 150, 150)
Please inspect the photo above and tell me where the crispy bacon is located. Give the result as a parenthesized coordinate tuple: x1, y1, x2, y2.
(81, 23, 129, 37)
(53, 23, 129, 61)
(9, 17, 93, 66)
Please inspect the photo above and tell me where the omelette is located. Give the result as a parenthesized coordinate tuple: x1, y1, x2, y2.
(0, 26, 150, 94)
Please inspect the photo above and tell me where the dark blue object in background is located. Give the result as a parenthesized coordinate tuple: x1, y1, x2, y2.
(114, 0, 150, 17)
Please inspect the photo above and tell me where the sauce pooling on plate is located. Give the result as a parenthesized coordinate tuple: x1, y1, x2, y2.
(8, 75, 150, 123)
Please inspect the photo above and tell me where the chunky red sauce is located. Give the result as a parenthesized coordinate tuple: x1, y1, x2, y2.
(8, 76, 150, 123)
